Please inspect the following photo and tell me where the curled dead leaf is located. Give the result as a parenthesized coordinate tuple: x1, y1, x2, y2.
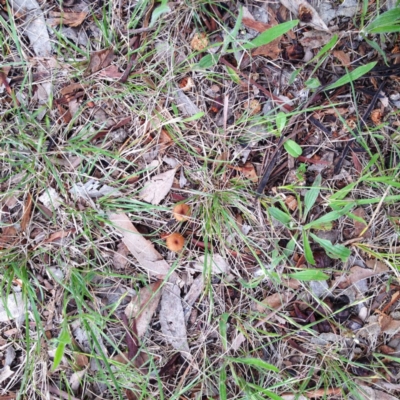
(49, 11, 88, 27)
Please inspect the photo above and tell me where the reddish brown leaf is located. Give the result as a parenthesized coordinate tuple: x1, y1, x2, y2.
(242, 17, 273, 32)
(85, 47, 115, 76)
(43, 228, 76, 244)
(21, 193, 33, 232)
(98, 65, 123, 79)
(49, 11, 88, 28)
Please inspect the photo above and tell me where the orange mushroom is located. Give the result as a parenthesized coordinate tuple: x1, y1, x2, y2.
(172, 203, 191, 222)
(165, 233, 185, 252)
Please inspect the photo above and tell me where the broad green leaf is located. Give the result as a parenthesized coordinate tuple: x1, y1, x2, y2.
(242, 20, 299, 50)
(325, 62, 377, 91)
(284, 139, 302, 157)
(227, 357, 279, 372)
(304, 203, 353, 229)
(303, 231, 315, 265)
(226, 66, 241, 83)
(269, 207, 291, 225)
(288, 270, 329, 281)
(310, 233, 351, 262)
(303, 174, 321, 221)
(365, 8, 400, 33)
(197, 54, 219, 69)
(276, 112, 287, 133)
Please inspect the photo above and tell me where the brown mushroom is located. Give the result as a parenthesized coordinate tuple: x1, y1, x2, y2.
(165, 233, 185, 252)
(172, 203, 191, 222)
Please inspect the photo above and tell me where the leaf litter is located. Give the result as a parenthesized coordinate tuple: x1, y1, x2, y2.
(2, 0, 400, 398)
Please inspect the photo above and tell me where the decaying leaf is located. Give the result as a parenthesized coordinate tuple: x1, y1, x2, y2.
(69, 179, 122, 199)
(333, 50, 351, 67)
(43, 228, 76, 244)
(99, 65, 124, 80)
(39, 187, 62, 211)
(125, 280, 163, 338)
(108, 213, 170, 278)
(183, 274, 204, 321)
(160, 275, 190, 357)
(191, 254, 230, 275)
(139, 168, 177, 205)
(0, 292, 28, 322)
(174, 89, 200, 117)
(357, 384, 399, 400)
(299, 31, 332, 49)
(279, 0, 330, 31)
(379, 314, 400, 335)
(0, 225, 18, 250)
(0, 365, 14, 385)
(48, 11, 88, 27)
(85, 47, 115, 76)
(333, 263, 389, 289)
(69, 369, 86, 392)
(255, 291, 292, 313)
(113, 241, 130, 269)
(285, 195, 298, 211)
(10, 0, 51, 57)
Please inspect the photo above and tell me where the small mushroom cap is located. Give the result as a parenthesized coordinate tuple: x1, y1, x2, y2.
(165, 233, 185, 252)
(172, 203, 191, 222)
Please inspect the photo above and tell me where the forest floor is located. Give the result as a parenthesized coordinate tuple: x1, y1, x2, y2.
(1, 0, 400, 399)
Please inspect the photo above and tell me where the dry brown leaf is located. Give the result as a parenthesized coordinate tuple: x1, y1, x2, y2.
(252, 41, 281, 59)
(43, 228, 76, 244)
(0, 225, 18, 250)
(371, 109, 383, 125)
(139, 168, 177, 205)
(21, 193, 33, 232)
(98, 65, 124, 79)
(358, 384, 399, 400)
(160, 275, 190, 357)
(113, 241, 130, 269)
(48, 11, 88, 27)
(333, 50, 351, 67)
(279, 0, 330, 31)
(365, 258, 389, 272)
(333, 263, 389, 289)
(285, 195, 297, 211)
(242, 162, 259, 183)
(242, 17, 273, 32)
(85, 47, 115, 76)
(108, 213, 170, 278)
(125, 280, 163, 338)
(299, 31, 332, 49)
(379, 314, 400, 335)
(255, 291, 292, 313)
(60, 83, 87, 96)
